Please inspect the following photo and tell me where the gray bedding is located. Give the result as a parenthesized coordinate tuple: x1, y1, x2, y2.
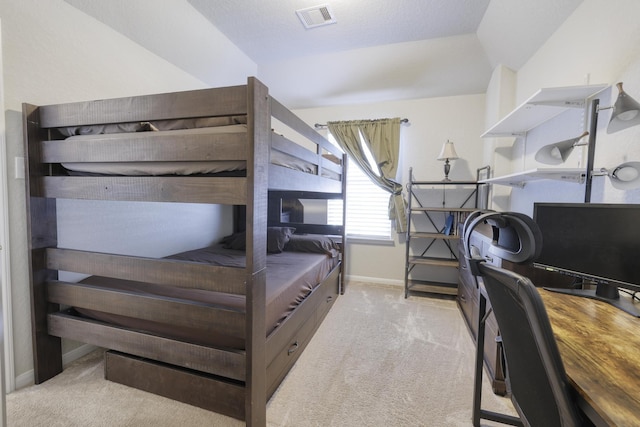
(74, 244, 338, 350)
(61, 125, 247, 175)
(60, 125, 339, 179)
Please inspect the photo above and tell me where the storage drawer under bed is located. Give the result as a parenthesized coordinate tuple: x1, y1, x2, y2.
(104, 262, 341, 419)
(105, 350, 246, 419)
(265, 263, 339, 396)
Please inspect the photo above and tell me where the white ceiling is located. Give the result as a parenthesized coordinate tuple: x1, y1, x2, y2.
(64, 0, 583, 109)
(186, 0, 491, 63)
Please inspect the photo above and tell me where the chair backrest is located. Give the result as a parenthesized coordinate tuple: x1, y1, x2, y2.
(463, 210, 542, 270)
(463, 211, 584, 427)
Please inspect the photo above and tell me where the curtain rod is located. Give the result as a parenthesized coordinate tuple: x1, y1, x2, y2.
(314, 118, 409, 129)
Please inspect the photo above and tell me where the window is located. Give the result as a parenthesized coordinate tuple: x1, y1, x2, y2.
(327, 134, 392, 240)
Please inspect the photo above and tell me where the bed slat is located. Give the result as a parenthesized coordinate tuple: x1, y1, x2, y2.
(48, 312, 246, 381)
(269, 164, 342, 193)
(46, 248, 246, 295)
(321, 156, 342, 175)
(270, 97, 342, 158)
(271, 133, 319, 166)
(39, 86, 248, 128)
(39, 176, 247, 204)
(42, 132, 247, 162)
(47, 281, 246, 339)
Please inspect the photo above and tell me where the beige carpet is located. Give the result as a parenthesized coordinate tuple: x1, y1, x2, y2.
(7, 282, 515, 426)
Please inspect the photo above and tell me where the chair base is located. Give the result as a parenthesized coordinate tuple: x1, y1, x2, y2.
(472, 292, 523, 427)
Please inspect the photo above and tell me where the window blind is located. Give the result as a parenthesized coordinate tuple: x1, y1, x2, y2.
(325, 134, 392, 240)
(344, 157, 392, 238)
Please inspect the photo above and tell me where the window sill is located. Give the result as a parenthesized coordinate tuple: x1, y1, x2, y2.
(346, 236, 395, 246)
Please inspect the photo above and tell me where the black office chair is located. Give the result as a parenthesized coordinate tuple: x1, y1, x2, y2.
(463, 211, 586, 427)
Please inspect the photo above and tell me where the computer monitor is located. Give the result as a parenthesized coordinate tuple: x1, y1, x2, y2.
(533, 202, 640, 317)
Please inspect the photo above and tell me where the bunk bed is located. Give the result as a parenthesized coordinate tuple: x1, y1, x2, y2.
(23, 77, 346, 426)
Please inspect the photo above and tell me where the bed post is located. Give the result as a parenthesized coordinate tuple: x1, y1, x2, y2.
(245, 77, 269, 426)
(22, 103, 63, 383)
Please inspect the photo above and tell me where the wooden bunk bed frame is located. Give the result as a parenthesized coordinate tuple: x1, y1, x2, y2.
(23, 77, 346, 426)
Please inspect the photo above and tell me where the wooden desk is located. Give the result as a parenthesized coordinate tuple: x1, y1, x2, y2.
(540, 290, 640, 427)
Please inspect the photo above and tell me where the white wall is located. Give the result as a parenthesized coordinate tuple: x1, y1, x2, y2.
(0, 0, 256, 385)
(483, 65, 516, 211)
(63, 0, 257, 89)
(485, 0, 640, 215)
(317, 0, 640, 285)
(295, 94, 486, 284)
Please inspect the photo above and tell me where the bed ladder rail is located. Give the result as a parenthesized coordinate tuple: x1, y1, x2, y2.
(47, 280, 246, 339)
(46, 247, 247, 295)
(47, 311, 246, 381)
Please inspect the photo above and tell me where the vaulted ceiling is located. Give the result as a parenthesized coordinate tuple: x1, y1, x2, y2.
(64, 0, 583, 108)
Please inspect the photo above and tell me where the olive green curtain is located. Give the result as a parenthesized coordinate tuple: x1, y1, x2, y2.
(327, 118, 406, 233)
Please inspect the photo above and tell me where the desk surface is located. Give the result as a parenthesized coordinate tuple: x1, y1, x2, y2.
(540, 290, 640, 427)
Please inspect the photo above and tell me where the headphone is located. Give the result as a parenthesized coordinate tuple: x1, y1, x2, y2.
(462, 210, 542, 276)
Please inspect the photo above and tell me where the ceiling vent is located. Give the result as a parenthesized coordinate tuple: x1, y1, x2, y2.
(296, 4, 336, 29)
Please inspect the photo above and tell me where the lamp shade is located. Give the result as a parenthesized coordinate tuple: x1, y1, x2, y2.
(535, 131, 589, 165)
(607, 162, 640, 190)
(437, 140, 459, 160)
(607, 82, 640, 134)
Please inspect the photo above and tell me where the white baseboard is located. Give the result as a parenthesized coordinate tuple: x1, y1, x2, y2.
(345, 275, 404, 288)
(14, 344, 97, 391)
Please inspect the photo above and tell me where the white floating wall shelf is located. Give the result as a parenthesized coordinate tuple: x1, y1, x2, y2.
(480, 168, 586, 188)
(481, 84, 608, 138)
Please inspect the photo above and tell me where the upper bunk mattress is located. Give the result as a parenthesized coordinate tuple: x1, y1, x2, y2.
(62, 125, 247, 175)
(60, 125, 338, 179)
(73, 243, 339, 350)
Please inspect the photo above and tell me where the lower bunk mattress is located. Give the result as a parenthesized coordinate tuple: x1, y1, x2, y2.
(72, 243, 339, 350)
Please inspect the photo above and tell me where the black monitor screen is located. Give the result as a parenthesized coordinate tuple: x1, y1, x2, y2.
(533, 203, 640, 293)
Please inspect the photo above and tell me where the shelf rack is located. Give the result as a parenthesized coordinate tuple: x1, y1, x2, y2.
(404, 168, 484, 298)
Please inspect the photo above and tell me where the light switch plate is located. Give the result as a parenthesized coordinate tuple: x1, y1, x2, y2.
(15, 157, 25, 179)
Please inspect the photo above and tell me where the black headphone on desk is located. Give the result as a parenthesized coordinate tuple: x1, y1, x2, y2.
(462, 210, 542, 276)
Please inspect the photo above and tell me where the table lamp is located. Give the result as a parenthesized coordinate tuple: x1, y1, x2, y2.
(437, 140, 459, 181)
